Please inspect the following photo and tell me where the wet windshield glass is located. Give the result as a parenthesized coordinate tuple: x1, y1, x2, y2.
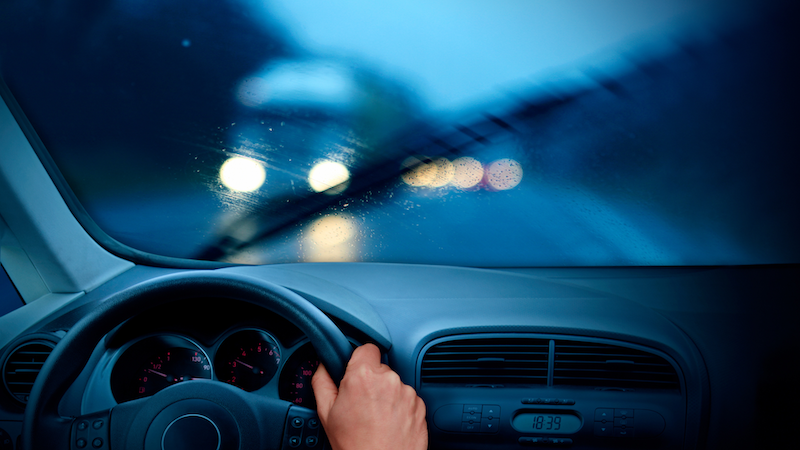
(1, 0, 797, 265)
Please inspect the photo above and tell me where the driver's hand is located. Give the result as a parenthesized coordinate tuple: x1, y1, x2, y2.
(311, 343, 428, 450)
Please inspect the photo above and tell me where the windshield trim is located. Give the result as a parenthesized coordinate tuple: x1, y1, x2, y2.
(1, 78, 232, 270)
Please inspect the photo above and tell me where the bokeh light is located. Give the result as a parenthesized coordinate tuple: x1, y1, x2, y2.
(304, 213, 359, 262)
(401, 156, 456, 188)
(308, 161, 350, 194)
(486, 158, 523, 190)
(401, 156, 437, 187)
(219, 156, 266, 192)
(428, 157, 455, 187)
(451, 157, 484, 189)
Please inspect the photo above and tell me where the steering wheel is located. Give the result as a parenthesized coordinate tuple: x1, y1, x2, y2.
(22, 271, 354, 450)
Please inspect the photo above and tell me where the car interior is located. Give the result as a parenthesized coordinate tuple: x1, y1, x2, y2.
(1, 1, 798, 450)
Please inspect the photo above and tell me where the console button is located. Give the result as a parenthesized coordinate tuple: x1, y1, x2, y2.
(463, 404, 482, 414)
(614, 409, 634, 418)
(594, 409, 613, 422)
(594, 422, 612, 437)
(462, 413, 480, 423)
(614, 418, 634, 428)
(480, 418, 499, 433)
(482, 405, 500, 419)
(461, 422, 479, 433)
(289, 436, 301, 447)
(613, 427, 635, 438)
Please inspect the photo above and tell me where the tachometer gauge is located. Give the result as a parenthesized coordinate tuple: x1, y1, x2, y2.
(137, 347, 212, 398)
(278, 343, 320, 409)
(215, 329, 281, 391)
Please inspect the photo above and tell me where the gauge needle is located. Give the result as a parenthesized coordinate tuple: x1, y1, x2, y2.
(235, 359, 264, 375)
(148, 369, 168, 378)
(235, 359, 254, 369)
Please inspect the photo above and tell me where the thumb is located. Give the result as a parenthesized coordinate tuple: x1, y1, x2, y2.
(311, 363, 338, 424)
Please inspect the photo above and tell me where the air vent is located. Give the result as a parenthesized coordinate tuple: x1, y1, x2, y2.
(553, 340, 679, 390)
(2, 340, 56, 403)
(421, 338, 549, 385)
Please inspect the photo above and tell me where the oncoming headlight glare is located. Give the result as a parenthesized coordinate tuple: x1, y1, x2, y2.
(219, 157, 266, 192)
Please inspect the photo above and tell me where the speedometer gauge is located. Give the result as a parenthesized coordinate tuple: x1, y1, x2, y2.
(111, 335, 212, 403)
(137, 347, 211, 397)
(215, 329, 281, 391)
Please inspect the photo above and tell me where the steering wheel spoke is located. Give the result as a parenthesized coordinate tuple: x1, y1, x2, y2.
(70, 410, 111, 450)
(282, 406, 328, 450)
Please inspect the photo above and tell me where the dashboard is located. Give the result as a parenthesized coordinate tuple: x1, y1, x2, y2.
(1, 263, 798, 450)
(1, 1, 799, 449)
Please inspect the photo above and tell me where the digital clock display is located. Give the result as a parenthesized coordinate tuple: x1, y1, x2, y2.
(511, 412, 582, 434)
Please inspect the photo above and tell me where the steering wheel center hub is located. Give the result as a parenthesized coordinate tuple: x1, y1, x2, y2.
(162, 414, 220, 450)
(139, 393, 242, 450)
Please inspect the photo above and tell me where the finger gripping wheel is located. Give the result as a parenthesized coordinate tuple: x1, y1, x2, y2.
(23, 271, 353, 450)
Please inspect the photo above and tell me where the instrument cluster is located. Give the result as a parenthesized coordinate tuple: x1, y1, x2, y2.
(109, 329, 323, 409)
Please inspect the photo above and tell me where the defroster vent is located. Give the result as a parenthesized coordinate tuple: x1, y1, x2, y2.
(421, 338, 549, 386)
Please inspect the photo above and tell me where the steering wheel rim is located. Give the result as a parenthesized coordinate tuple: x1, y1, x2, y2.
(22, 270, 353, 450)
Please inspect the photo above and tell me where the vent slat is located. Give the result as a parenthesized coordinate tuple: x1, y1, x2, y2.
(554, 369, 672, 377)
(5, 369, 43, 374)
(425, 366, 547, 375)
(553, 377, 678, 385)
(422, 360, 547, 364)
(556, 360, 672, 367)
(424, 374, 547, 378)
(553, 340, 679, 390)
(425, 365, 549, 370)
(2, 341, 55, 404)
(421, 338, 550, 386)
(427, 353, 548, 356)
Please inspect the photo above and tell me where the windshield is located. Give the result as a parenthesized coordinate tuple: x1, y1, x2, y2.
(1, 0, 797, 266)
